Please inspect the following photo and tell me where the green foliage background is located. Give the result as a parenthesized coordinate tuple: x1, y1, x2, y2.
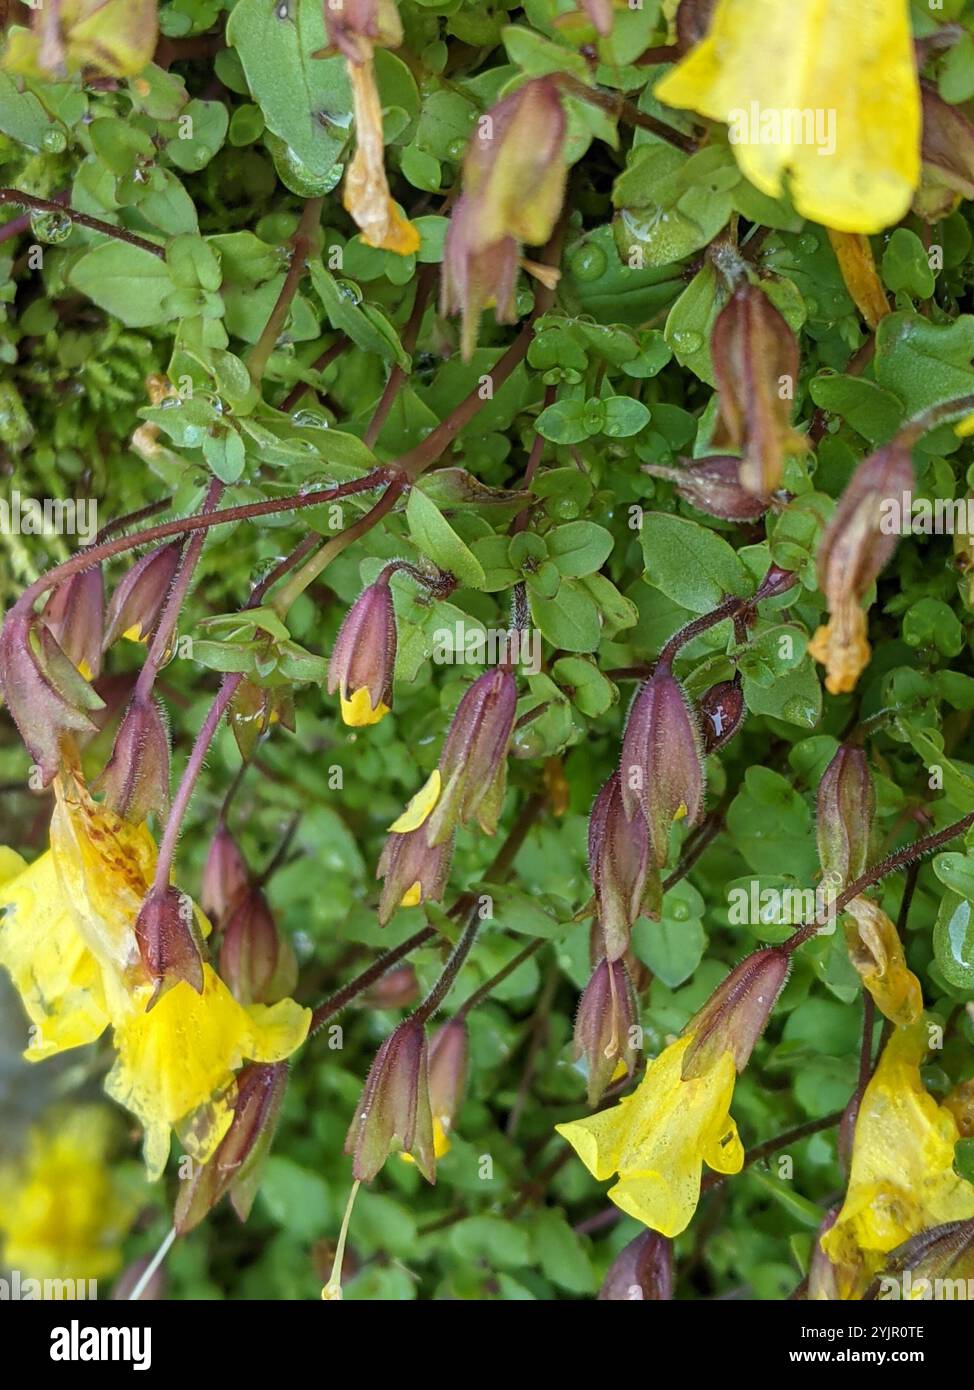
(1, 0, 974, 1300)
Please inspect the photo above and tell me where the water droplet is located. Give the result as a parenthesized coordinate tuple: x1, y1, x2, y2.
(569, 242, 607, 282)
(292, 409, 329, 429)
(335, 279, 362, 306)
(670, 900, 690, 921)
(29, 210, 73, 245)
(672, 330, 703, 355)
(41, 128, 67, 154)
(798, 234, 819, 254)
(446, 137, 467, 161)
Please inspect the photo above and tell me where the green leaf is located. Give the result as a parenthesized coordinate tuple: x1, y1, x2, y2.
(405, 487, 486, 589)
(641, 512, 751, 613)
(259, 1156, 333, 1237)
(546, 521, 614, 578)
(632, 911, 706, 988)
(529, 579, 602, 652)
(613, 144, 733, 268)
(226, 0, 350, 179)
(933, 890, 974, 990)
(308, 260, 409, 368)
(874, 311, 974, 417)
(530, 1211, 594, 1294)
(68, 241, 175, 327)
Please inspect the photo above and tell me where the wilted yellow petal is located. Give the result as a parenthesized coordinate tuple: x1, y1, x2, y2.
(343, 57, 420, 256)
(827, 231, 891, 329)
(843, 897, 923, 1027)
(808, 599, 871, 695)
(4, 0, 158, 80)
(388, 769, 442, 833)
(654, 0, 920, 234)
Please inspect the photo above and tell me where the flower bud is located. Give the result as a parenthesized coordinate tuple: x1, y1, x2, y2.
(103, 543, 182, 650)
(345, 1018, 436, 1182)
(376, 824, 453, 926)
(461, 77, 567, 255)
(441, 196, 519, 361)
(916, 81, 974, 222)
(807, 443, 913, 694)
(42, 567, 104, 681)
(95, 694, 171, 824)
(697, 676, 746, 755)
(816, 744, 874, 891)
(580, 0, 614, 37)
(575, 957, 639, 1105)
(619, 667, 704, 868)
(327, 576, 397, 727)
(423, 667, 518, 845)
(0, 610, 104, 784)
(598, 1230, 673, 1301)
(219, 885, 298, 1006)
(428, 1017, 469, 1139)
(843, 896, 923, 1028)
(174, 1062, 289, 1234)
(201, 823, 250, 927)
(868, 1218, 974, 1299)
(710, 282, 802, 496)
(588, 772, 653, 962)
(644, 456, 772, 521)
(134, 885, 205, 1008)
(323, 0, 403, 61)
(681, 946, 790, 1080)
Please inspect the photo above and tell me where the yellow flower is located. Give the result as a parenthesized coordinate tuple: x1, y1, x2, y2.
(555, 1033, 743, 1237)
(654, 0, 920, 234)
(807, 597, 871, 696)
(0, 1105, 142, 1282)
(843, 897, 923, 1028)
(341, 686, 390, 727)
(821, 1023, 974, 1298)
(0, 774, 310, 1179)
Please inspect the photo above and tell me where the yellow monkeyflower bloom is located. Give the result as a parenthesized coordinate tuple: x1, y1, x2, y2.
(807, 597, 871, 696)
(843, 897, 923, 1028)
(400, 1115, 452, 1166)
(341, 686, 390, 727)
(556, 1033, 743, 1237)
(0, 1104, 142, 1282)
(0, 774, 310, 1179)
(654, 0, 921, 234)
(821, 1023, 974, 1298)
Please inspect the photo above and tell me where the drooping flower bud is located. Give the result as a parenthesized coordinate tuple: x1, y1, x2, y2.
(710, 282, 802, 496)
(134, 884, 205, 1008)
(697, 676, 746, 755)
(376, 824, 453, 926)
(41, 567, 105, 681)
(327, 575, 397, 727)
(619, 666, 705, 867)
(681, 946, 790, 1080)
(598, 1230, 673, 1301)
(219, 885, 298, 1006)
(103, 543, 182, 650)
(443, 78, 567, 358)
(95, 694, 171, 824)
(807, 443, 913, 694)
(0, 609, 104, 784)
(843, 896, 923, 1028)
(174, 1062, 289, 1234)
(406, 667, 518, 846)
(816, 744, 874, 891)
(424, 1017, 469, 1159)
(644, 455, 772, 521)
(868, 1218, 974, 1300)
(441, 194, 519, 361)
(588, 772, 653, 961)
(345, 1017, 436, 1182)
(201, 822, 250, 927)
(575, 957, 639, 1105)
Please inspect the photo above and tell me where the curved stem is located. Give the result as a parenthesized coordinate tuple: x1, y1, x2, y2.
(247, 197, 323, 384)
(0, 188, 164, 258)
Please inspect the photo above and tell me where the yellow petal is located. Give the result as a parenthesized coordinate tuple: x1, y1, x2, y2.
(399, 879, 423, 908)
(557, 1034, 741, 1237)
(654, 0, 920, 234)
(821, 1022, 974, 1294)
(0, 847, 111, 1059)
(826, 231, 891, 330)
(843, 897, 923, 1027)
(343, 56, 420, 256)
(106, 965, 310, 1180)
(388, 769, 442, 833)
(340, 687, 390, 727)
(808, 600, 871, 695)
